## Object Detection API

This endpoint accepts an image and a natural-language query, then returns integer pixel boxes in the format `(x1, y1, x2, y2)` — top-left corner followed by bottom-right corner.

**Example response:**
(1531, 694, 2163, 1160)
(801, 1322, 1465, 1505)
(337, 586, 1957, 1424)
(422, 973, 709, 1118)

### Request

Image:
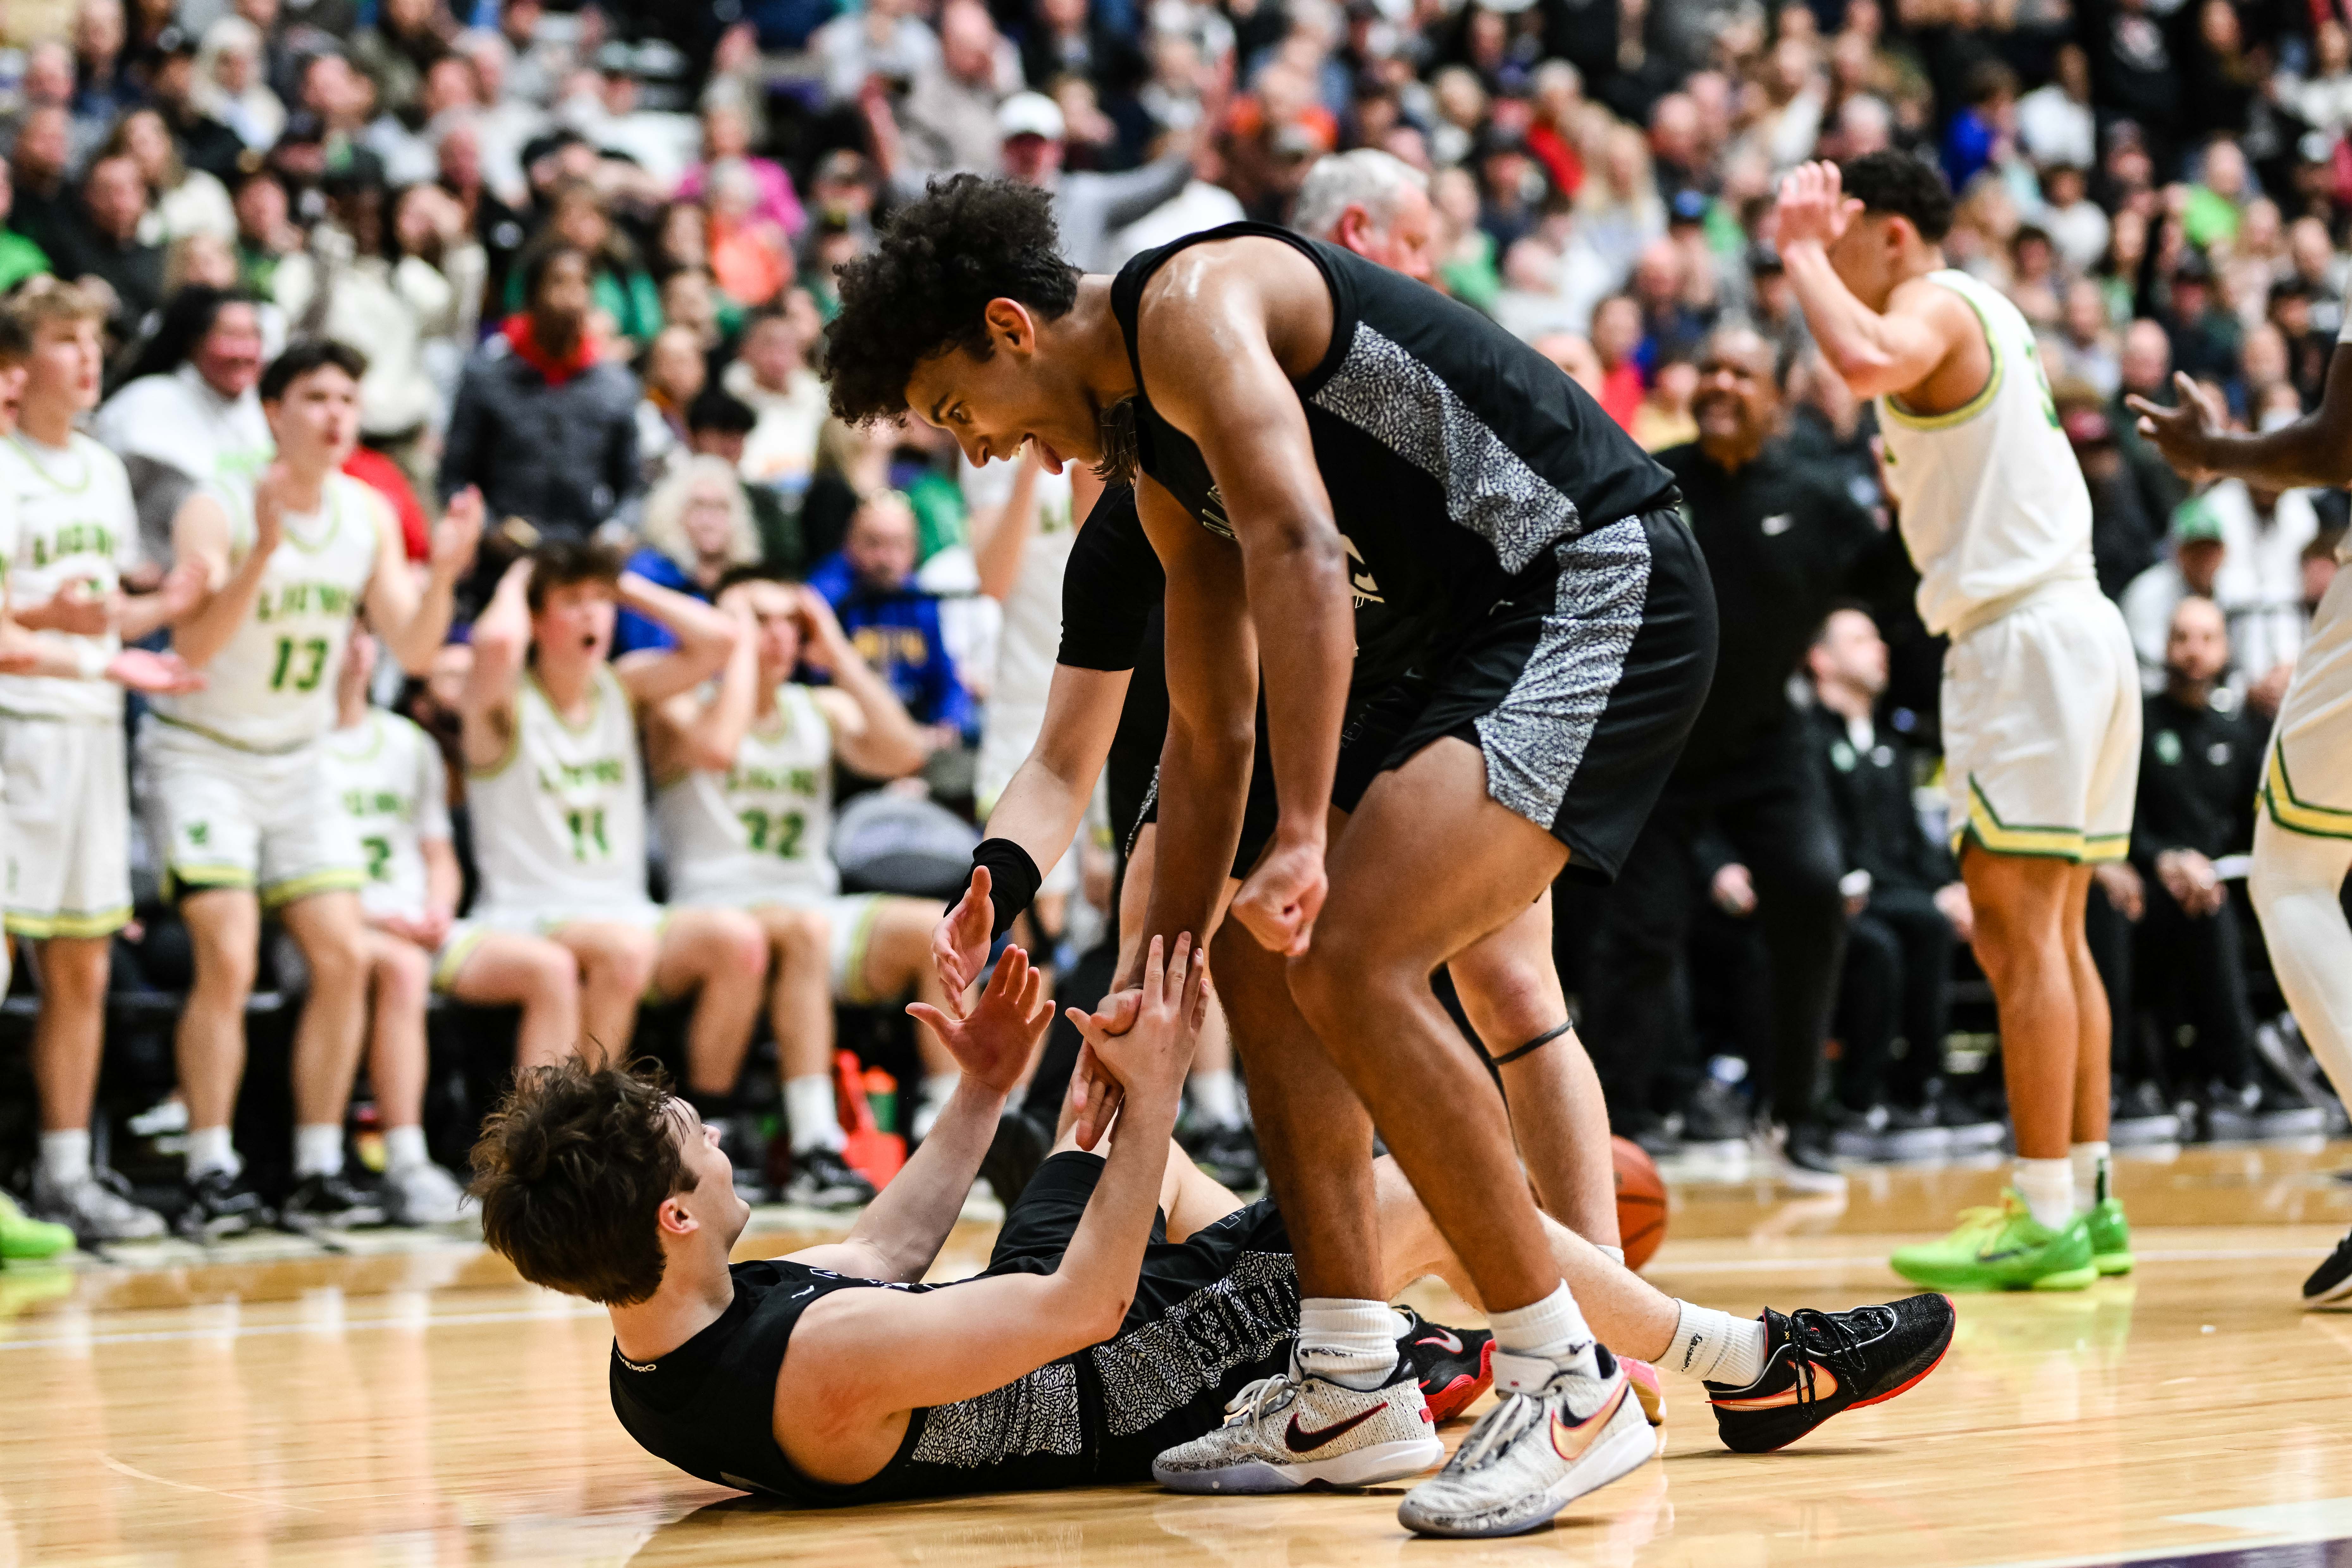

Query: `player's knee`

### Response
(766, 906, 827, 961)
(521, 945, 579, 1006)
(1285, 927, 1383, 1039)
(379, 941, 431, 1007)
(190, 923, 260, 995)
(583, 929, 658, 994)
(712, 913, 770, 980)
(305, 924, 371, 989)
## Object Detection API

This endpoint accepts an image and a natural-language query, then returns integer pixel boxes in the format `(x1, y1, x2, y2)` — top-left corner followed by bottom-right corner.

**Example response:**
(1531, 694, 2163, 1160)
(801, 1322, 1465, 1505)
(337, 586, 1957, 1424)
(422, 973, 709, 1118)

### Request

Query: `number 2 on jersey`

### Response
(738, 808, 806, 860)
(269, 636, 331, 692)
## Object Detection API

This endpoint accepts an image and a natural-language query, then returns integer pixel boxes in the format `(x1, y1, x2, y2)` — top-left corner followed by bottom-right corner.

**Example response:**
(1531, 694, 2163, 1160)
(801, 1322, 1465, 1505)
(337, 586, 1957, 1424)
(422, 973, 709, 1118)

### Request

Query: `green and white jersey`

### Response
(321, 709, 449, 922)
(0, 430, 140, 722)
(656, 681, 839, 903)
(469, 664, 650, 910)
(1874, 268, 2096, 637)
(151, 471, 383, 753)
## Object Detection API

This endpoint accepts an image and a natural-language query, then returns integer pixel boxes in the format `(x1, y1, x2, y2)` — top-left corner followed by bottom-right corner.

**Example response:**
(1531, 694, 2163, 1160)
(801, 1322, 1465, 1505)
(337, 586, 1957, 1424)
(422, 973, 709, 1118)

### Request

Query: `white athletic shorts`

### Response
(0, 718, 130, 938)
(433, 900, 668, 993)
(137, 721, 365, 907)
(672, 883, 890, 1001)
(2260, 550, 2352, 842)
(1943, 579, 2141, 864)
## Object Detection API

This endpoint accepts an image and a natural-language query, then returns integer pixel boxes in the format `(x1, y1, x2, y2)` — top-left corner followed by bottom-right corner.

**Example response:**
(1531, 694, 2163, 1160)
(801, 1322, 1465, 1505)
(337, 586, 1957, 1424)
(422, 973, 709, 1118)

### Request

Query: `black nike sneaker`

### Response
(2304, 1226, 2352, 1307)
(978, 1107, 1052, 1207)
(780, 1146, 879, 1210)
(1396, 1306, 1493, 1422)
(1182, 1121, 1263, 1192)
(177, 1167, 273, 1240)
(279, 1171, 387, 1233)
(1705, 1294, 1955, 1453)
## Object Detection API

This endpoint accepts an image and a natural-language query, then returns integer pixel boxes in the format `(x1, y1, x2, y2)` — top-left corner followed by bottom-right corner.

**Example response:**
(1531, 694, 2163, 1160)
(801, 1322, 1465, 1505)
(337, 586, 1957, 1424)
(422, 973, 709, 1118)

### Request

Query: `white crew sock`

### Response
(2070, 1140, 2111, 1213)
(1188, 1069, 1243, 1129)
(1296, 1297, 1400, 1390)
(1596, 1245, 1625, 1266)
(784, 1073, 845, 1153)
(2014, 1157, 2075, 1230)
(40, 1128, 91, 1187)
(911, 1073, 960, 1141)
(294, 1123, 345, 1180)
(2250, 817, 2352, 1102)
(384, 1125, 429, 1172)
(1666, 1299, 1770, 1386)
(185, 1125, 240, 1179)
(1487, 1281, 1598, 1389)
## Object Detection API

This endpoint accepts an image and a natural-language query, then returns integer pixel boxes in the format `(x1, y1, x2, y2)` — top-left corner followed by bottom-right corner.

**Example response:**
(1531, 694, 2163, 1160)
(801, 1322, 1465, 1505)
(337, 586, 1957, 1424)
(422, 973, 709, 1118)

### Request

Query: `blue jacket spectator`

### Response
(811, 489, 977, 737)
(613, 456, 763, 656)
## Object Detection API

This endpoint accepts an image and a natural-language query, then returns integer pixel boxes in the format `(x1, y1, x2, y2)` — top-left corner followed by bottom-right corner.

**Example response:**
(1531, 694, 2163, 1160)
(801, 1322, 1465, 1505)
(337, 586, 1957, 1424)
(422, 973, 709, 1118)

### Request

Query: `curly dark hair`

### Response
(469, 1059, 698, 1306)
(1838, 151, 1955, 243)
(824, 174, 1081, 423)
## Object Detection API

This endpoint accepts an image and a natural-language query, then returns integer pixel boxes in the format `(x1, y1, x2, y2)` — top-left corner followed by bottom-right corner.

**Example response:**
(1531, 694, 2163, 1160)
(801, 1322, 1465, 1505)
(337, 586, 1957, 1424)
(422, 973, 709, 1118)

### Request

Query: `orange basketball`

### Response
(1612, 1136, 1669, 1271)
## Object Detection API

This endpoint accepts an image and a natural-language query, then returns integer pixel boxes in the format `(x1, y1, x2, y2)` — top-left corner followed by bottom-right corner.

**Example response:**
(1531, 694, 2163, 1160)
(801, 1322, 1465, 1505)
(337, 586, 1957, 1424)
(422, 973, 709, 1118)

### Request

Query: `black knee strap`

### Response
(1492, 1020, 1574, 1068)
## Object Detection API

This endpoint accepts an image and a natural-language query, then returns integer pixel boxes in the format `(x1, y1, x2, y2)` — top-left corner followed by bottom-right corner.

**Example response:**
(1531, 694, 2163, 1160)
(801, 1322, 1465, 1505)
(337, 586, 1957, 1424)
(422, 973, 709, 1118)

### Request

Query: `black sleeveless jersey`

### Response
(608, 1176, 1298, 1506)
(1107, 222, 1678, 687)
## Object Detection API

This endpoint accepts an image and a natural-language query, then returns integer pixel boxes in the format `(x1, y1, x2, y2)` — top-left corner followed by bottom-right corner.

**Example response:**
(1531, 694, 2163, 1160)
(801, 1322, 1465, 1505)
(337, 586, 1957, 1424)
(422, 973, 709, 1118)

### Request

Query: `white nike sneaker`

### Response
(1152, 1357, 1444, 1494)
(382, 1159, 469, 1227)
(1396, 1345, 1654, 1538)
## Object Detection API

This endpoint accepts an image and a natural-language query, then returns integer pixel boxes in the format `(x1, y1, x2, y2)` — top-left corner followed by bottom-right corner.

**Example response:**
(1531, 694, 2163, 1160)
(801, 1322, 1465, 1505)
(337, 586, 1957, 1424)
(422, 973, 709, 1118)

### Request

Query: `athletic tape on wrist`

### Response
(1491, 1019, 1574, 1068)
(962, 837, 1043, 940)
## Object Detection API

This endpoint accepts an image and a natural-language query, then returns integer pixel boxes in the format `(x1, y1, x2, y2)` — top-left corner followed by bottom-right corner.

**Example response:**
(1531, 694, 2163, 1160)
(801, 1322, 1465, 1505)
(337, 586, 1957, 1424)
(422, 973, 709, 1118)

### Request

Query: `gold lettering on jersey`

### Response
(536, 758, 626, 792)
(28, 522, 116, 567)
(256, 582, 358, 621)
(1343, 534, 1384, 606)
(1199, 484, 1236, 540)
(850, 626, 933, 667)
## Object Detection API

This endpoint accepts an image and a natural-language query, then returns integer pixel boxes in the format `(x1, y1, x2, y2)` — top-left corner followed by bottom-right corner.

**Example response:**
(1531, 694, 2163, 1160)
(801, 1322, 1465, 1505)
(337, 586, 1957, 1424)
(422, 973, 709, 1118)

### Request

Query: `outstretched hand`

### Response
(1768, 160, 1861, 253)
(106, 649, 205, 694)
(2125, 372, 2226, 485)
(906, 943, 1053, 1098)
(1067, 935, 1207, 1139)
(932, 864, 994, 1014)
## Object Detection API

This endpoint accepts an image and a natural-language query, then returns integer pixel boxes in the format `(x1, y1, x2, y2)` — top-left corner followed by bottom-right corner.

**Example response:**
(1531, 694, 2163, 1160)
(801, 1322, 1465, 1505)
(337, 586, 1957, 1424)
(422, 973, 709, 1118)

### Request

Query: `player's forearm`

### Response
(842, 1075, 1008, 1281)
(682, 630, 758, 771)
(2180, 415, 2352, 490)
(114, 588, 179, 641)
(1123, 721, 1251, 988)
(1048, 1080, 1182, 1337)
(833, 653, 931, 776)
(15, 594, 96, 633)
(172, 554, 274, 668)
(985, 756, 1096, 881)
(422, 839, 461, 919)
(620, 573, 736, 677)
(382, 567, 463, 675)
(1241, 529, 1349, 851)
(1781, 243, 1911, 396)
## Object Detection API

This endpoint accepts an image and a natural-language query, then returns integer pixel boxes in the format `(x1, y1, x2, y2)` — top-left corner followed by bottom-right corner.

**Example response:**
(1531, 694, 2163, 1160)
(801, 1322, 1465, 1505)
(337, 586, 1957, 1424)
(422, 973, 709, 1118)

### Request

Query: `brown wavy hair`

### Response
(470, 1060, 697, 1306)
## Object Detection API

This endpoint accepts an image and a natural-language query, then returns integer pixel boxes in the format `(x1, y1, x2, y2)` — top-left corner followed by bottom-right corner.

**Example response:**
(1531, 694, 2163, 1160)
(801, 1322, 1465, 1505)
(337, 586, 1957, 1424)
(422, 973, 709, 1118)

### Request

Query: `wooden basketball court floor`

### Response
(9, 1143, 2352, 1568)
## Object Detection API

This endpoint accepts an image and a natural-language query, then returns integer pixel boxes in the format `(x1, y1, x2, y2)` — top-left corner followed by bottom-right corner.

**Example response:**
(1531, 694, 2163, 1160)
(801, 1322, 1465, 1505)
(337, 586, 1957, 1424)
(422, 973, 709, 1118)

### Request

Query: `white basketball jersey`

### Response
(469, 664, 650, 910)
(322, 709, 450, 922)
(0, 430, 140, 721)
(656, 682, 838, 902)
(1875, 269, 2096, 637)
(152, 472, 382, 753)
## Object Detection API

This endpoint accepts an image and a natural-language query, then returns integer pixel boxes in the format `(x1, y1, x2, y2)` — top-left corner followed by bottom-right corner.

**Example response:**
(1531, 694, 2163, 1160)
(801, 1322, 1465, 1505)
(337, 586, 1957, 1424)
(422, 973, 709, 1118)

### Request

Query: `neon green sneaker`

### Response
(2085, 1197, 2132, 1276)
(1889, 1192, 2097, 1291)
(0, 1191, 75, 1262)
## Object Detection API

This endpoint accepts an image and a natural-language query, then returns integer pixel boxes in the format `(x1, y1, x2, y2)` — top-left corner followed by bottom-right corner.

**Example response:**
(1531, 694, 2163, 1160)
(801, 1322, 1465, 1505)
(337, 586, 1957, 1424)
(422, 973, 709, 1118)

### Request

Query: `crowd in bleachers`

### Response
(1, 0, 2349, 1254)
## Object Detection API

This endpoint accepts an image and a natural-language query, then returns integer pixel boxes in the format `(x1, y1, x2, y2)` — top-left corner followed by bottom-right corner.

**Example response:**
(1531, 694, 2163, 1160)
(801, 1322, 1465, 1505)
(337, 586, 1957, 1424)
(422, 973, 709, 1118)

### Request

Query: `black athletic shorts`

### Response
(1331, 507, 1716, 885)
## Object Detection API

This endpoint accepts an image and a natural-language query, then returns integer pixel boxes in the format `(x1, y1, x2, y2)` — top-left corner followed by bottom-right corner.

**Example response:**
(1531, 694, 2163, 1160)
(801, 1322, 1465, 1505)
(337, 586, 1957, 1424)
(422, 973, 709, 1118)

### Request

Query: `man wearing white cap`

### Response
(996, 89, 1204, 271)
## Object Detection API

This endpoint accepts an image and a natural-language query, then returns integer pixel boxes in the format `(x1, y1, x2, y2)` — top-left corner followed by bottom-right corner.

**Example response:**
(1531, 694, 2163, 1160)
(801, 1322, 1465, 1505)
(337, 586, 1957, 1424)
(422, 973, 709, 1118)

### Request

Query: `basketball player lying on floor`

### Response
(472, 938, 1955, 1507)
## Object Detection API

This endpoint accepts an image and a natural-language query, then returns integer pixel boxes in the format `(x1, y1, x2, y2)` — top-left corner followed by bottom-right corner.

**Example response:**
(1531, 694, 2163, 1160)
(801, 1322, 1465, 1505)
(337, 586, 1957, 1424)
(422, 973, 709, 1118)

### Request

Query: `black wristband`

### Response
(963, 837, 1044, 940)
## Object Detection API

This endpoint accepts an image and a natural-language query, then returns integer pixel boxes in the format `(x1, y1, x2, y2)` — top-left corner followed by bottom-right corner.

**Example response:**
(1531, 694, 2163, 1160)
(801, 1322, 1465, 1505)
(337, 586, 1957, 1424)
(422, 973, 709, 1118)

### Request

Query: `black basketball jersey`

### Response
(1108, 222, 1679, 686)
(608, 1189, 1298, 1506)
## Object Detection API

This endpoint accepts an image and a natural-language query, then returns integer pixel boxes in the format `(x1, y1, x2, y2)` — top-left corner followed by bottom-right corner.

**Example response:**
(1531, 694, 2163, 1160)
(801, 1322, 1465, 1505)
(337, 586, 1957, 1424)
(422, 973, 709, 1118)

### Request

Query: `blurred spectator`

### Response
(2126, 596, 2282, 1132)
(145, 24, 247, 185)
(1588, 292, 1644, 429)
(2113, 317, 2190, 526)
(2057, 279, 2119, 398)
(814, 0, 943, 110)
(11, 105, 80, 263)
(723, 300, 827, 505)
(2064, 402, 2161, 601)
(2206, 475, 2321, 715)
(505, 179, 660, 352)
(2124, 498, 2228, 692)
(349, 0, 454, 123)
(230, 164, 302, 297)
(986, 89, 1197, 272)
(110, 108, 236, 247)
(52, 151, 165, 337)
(2018, 44, 2096, 166)
(1807, 606, 1983, 1153)
(440, 241, 641, 541)
(71, 0, 140, 138)
(1572, 122, 1662, 284)
(685, 384, 805, 572)
(635, 322, 706, 485)
(2038, 164, 2107, 276)
(0, 161, 53, 292)
(873, 0, 1018, 184)
(194, 15, 286, 151)
(614, 455, 763, 656)
(92, 284, 269, 557)
(810, 489, 978, 740)
(676, 96, 805, 241)
(705, 158, 794, 309)
(435, 117, 529, 303)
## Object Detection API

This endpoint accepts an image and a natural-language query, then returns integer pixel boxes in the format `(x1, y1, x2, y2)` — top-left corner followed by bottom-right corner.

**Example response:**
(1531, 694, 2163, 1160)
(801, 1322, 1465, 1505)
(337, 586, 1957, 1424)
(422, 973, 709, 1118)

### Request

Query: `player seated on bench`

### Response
(470, 937, 1956, 1506)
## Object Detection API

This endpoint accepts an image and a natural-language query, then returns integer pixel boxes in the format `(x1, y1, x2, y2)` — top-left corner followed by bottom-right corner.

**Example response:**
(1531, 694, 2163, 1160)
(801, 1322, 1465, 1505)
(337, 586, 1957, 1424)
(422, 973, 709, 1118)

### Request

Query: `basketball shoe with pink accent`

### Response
(1395, 1344, 1653, 1538)
(1151, 1356, 1444, 1493)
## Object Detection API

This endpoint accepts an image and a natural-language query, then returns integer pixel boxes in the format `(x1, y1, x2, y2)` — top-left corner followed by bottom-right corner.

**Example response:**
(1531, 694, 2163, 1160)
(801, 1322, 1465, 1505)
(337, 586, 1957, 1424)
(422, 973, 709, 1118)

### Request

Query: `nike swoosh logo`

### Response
(1415, 1328, 1465, 1356)
(1709, 1360, 1840, 1411)
(1550, 1380, 1631, 1461)
(1285, 1406, 1385, 1453)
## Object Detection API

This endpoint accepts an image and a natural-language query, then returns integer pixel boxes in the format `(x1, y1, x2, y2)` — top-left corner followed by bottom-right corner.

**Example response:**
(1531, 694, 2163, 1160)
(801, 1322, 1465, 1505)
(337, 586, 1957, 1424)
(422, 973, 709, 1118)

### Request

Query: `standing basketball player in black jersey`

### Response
(826, 176, 1952, 1536)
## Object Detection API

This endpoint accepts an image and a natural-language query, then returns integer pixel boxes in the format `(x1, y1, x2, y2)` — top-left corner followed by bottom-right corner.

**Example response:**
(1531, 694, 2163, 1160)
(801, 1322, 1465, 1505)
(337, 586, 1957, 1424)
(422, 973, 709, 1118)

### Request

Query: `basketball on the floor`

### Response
(1613, 1136, 1669, 1270)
